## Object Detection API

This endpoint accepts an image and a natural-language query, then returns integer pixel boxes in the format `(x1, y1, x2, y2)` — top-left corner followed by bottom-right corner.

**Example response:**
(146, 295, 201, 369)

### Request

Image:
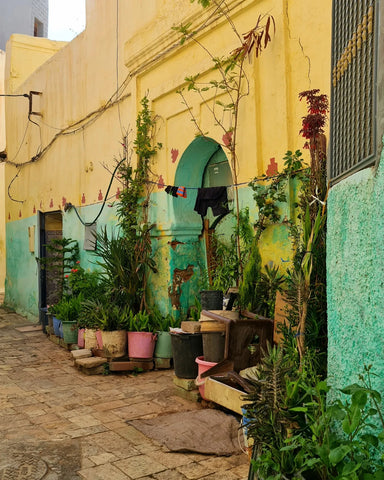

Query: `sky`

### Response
(48, 0, 86, 41)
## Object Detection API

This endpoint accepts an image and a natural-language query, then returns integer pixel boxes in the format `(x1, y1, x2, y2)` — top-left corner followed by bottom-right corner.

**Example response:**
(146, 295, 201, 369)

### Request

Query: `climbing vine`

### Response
(110, 96, 161, 311)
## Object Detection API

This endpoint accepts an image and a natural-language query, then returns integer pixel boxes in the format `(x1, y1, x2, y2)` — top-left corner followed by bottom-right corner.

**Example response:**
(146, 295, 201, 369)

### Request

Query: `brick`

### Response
(109, 360, 154, 372)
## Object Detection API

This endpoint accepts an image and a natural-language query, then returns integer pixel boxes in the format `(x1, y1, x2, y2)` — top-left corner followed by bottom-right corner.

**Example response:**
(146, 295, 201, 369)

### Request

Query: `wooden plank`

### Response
(203, 377, 245, 415)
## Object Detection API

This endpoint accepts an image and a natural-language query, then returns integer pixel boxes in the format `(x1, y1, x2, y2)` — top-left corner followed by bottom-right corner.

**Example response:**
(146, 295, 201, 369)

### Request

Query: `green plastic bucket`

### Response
(154, 331, 172, 358)
(61, 321, 78, 344)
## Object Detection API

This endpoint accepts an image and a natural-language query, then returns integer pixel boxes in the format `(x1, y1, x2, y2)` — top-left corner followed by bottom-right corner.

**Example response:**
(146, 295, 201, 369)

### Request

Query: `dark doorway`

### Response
(38, 211, 63, 312)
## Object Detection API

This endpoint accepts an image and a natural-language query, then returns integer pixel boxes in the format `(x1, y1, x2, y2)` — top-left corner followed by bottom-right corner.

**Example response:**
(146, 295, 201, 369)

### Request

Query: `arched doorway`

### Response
(173, 136, 234, 291)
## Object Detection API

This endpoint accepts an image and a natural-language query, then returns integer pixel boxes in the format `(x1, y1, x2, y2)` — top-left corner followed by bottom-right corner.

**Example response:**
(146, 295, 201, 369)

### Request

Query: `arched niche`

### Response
(172, 136, 232, 236)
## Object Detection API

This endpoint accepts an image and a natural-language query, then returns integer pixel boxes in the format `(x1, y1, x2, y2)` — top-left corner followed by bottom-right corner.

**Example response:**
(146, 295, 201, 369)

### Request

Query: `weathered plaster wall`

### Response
(3, 0, 332, 317)
(327, 150, 384, 395)
(0, 50, 5, 295)
(5, 216, 40, 319)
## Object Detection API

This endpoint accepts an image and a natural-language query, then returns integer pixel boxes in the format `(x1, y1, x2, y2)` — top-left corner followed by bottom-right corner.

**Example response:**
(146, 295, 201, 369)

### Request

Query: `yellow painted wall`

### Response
(4, 0, 331, 224)
(3, 0, 332, 315)
(0, 50, 5, 294)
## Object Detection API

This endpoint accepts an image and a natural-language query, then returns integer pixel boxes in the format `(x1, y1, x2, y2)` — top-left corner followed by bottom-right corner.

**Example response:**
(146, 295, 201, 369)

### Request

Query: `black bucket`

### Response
(202, 332, 226, 363)
(171, 333, 203, 379)
(200, 290, 223, 310)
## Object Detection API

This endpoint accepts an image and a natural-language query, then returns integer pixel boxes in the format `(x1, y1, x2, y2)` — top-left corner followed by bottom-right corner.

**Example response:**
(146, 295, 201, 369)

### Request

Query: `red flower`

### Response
(65, 274, 69, 278)
(76, 261, 80, 264)
(71, 268, 78, 273)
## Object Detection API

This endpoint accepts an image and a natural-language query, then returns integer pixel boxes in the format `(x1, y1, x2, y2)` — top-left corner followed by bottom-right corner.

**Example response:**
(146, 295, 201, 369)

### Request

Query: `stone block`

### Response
(71, 349, 92, 360)
(154, 357, 172, 369)
(75, 356, 108, 375)
(173, 375, 198, 391)
(76, 357, 107, 368)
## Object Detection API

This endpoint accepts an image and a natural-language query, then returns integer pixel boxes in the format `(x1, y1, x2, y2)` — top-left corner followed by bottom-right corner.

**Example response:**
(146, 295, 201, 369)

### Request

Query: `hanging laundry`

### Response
(165, 185, 178, 197)
(194, 186, 229, 216)
(176, 186, 187, 198)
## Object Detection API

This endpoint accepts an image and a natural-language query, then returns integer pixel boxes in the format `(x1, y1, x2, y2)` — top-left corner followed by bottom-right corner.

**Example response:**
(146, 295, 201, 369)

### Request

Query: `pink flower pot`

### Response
(127, 331, 157, 359)
(78, 328, 85, 348)
(195, 356, 217, 400)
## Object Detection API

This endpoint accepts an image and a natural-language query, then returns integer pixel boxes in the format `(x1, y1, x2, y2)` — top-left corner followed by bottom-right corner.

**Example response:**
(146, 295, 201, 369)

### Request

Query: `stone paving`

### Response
(0, 307, 249, 479)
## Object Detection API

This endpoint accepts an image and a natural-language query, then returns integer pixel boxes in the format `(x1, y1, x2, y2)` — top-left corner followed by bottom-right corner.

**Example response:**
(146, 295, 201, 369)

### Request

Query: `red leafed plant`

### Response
(299, 89, 329, 214)
(299, 89, 329, 144)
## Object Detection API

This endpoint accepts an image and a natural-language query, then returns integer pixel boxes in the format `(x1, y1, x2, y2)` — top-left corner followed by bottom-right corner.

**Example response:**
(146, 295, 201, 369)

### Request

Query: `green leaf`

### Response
(360, 433, 379, 447)
(289, 407, 308, 412)
(342, 405, 361, 434)
(329, 445, 351, 465)
(351, 390, 368, 408)
(367, 408, 378, 416)
(342, 461, 361, 475)
(340, 383, 362, 395)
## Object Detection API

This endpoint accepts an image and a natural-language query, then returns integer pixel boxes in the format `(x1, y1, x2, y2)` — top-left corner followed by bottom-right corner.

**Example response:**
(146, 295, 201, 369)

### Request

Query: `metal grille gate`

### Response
(330, 0, 377, 183)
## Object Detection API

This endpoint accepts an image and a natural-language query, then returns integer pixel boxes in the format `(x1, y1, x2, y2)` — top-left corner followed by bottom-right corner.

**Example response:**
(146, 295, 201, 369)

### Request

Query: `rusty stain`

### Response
(168, 240, 185, 250)
(168, 264, 194, 309)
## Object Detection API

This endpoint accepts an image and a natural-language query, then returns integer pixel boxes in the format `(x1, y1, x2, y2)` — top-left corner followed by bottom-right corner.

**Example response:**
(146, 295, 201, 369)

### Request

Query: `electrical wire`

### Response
(7, 167, 24, 204)
(67, 156, 127, 226)
(0, 93, 29, 98)
(5, 120, 30, 166)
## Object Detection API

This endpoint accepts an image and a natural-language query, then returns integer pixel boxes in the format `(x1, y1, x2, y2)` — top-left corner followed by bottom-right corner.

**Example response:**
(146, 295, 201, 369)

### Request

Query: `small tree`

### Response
(174, 1, 275, 280)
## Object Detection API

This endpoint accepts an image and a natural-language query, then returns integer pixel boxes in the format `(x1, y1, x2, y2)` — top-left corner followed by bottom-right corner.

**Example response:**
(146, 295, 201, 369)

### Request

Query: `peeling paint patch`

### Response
(266, 157, 278, 176)
(171, 148, 179, 163)
(168, 240, 185, 250)
(168, 264, 194, 309)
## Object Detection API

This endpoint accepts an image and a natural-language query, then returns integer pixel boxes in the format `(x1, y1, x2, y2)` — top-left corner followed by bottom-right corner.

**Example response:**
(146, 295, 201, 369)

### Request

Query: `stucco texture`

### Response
(327, 153, 384, 395)
(2, 0, 332, 319)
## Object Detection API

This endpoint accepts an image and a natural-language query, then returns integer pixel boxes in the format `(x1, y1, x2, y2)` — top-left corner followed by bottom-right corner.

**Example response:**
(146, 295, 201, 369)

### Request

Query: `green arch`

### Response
(173, 136, 228, 234)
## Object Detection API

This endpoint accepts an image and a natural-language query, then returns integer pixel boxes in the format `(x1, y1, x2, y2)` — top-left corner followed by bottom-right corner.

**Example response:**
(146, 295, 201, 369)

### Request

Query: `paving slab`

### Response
(0, 308, 250, 479)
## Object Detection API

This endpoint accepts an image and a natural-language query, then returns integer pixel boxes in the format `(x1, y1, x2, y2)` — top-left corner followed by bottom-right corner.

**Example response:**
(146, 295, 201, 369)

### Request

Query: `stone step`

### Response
(71, 349, 93, 360)
(75, 357, 108, 375)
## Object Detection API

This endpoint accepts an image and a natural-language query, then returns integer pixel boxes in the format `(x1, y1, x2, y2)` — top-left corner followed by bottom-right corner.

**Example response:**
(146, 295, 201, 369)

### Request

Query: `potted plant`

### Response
(53, 294, 83, 344)
(81, 297, 128, 358)
(126, 310, 157, 360)
(64, 263, 104, 348)
(152, 312, 181, 359)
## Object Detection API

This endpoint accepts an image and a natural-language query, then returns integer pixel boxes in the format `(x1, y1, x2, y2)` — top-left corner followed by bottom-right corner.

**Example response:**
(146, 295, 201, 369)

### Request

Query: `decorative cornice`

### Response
(124, 0, 251, 77)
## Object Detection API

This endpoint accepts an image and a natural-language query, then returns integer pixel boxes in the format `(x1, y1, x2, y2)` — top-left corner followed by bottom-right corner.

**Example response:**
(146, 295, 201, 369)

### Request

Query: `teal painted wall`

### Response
(327, 151, 384, 396)
(5, 140, 297, 321)
(5, 203, 119, 320)
(5, 216, 40, 320)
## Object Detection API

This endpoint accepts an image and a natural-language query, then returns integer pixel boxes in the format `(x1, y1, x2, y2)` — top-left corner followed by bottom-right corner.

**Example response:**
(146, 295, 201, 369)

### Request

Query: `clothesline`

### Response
(146, 167, 309, 190)
(148, 180, 249, 190)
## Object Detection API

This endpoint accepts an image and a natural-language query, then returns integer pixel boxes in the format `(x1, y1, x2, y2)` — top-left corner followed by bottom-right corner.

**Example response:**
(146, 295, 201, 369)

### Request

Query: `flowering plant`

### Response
(64, 262, 103, 300)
